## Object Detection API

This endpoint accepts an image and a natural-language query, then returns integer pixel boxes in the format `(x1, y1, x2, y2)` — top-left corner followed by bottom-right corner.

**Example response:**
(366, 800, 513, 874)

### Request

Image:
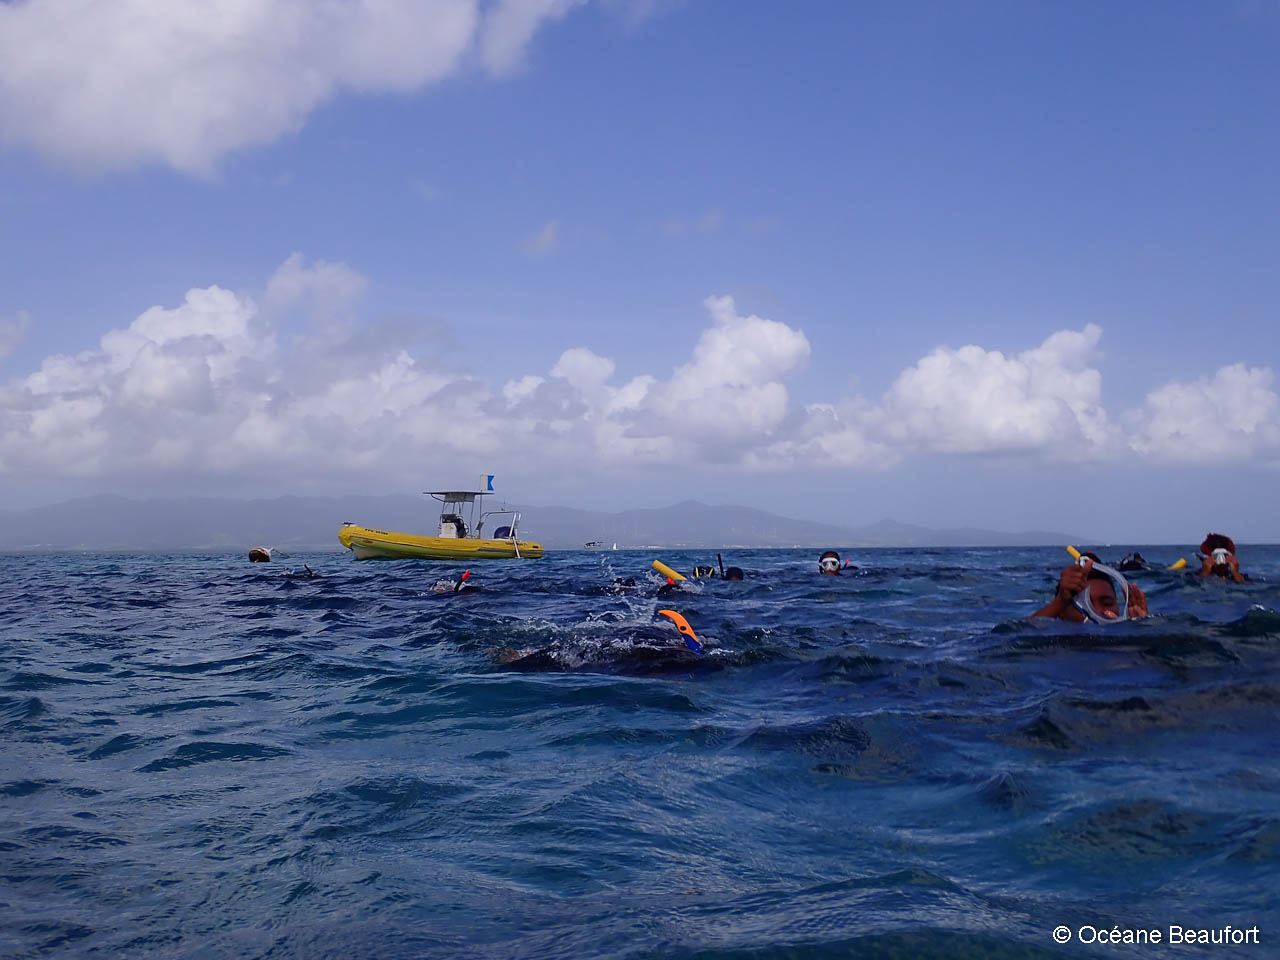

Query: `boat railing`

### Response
(479, 508, 522, 541)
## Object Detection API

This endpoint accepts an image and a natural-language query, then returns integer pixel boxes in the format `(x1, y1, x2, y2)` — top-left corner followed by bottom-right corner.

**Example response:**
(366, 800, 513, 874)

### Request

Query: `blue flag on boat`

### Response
(485, 475, 495, 492)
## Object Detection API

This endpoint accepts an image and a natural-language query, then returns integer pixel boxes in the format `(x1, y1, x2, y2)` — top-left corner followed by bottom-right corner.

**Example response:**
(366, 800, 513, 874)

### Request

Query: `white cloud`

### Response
(0, 310, 31, 362)
(501, 374, 545, 404)
(737, 325, 1113, 470)
(550, 347, 616, 408)
(0, 277, 814, 488)
(643, 295, 809, 444)
(1127, 364, 1280, 463)
(876, 324, 1111, 456)
(263, 251, 367, 316)
(521, 219, 560, 257)
(480, 0, 588, 74)
(0, 283, 273, 479)
(0, 0, 591, 176)
(746, 398, 894, 471)
(2, 264, 1275, 493)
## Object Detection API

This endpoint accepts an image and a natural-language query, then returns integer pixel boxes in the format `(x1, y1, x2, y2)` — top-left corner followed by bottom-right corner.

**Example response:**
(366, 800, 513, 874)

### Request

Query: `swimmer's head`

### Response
(818, 551, 841, 575)
(1073, 560, 1131, 622)
(1200, 533, 1236, 556)
(724, 566, 744, 581)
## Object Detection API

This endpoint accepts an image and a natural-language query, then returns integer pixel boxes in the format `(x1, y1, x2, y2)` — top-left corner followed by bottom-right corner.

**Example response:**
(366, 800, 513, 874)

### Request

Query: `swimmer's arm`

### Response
(1031, 565, 1087, 621)
(1227, 555, 1245, 582)
(1031, 595, 1087, 622)
(1031, 598, 1071, 619)
(1197, 556, 1214, 578)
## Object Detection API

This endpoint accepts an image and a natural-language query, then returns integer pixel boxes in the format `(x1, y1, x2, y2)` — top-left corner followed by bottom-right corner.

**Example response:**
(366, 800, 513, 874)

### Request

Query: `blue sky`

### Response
(0, 0, 1277, 541)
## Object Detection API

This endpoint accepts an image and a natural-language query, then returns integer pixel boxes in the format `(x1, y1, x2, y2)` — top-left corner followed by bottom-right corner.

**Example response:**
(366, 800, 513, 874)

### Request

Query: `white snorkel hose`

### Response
(1066, 545, 1132, 623)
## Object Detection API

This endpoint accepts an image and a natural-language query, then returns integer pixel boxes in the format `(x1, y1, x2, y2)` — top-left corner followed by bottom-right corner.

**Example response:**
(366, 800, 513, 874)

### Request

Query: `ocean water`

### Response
(1, 546, 1278, 959)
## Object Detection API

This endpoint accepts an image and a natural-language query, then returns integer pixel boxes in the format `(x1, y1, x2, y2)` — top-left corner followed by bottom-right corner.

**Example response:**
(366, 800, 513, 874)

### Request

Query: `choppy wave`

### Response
(1, 546, 1277, 958)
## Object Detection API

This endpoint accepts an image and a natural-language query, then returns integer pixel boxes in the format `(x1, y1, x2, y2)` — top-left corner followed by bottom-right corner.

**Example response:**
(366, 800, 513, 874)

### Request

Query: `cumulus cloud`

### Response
(0, 270, 809, 489)
(0, 284, 272, 478)
(643, 295, 810, 447)
(0, 0, 592, 176)
(745, 398, 894, 472)
(1127, 364, 1280, 463)
(877, 324, 1111, 456)
(744, 325, 1113, 470)
(1, 264, 1274, 491)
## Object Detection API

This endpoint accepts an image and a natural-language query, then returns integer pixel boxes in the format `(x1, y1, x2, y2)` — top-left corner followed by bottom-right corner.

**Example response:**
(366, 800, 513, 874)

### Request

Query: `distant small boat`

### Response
(584, 540, 604, 549)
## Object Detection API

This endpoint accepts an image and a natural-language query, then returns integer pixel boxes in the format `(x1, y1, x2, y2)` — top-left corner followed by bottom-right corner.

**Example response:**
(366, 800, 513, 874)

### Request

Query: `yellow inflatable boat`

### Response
(338, 486, 543, 561)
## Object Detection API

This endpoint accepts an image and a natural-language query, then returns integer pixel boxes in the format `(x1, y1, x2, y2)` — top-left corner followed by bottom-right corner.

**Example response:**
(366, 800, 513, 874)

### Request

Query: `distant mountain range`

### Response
(0, 494, 1089, 551)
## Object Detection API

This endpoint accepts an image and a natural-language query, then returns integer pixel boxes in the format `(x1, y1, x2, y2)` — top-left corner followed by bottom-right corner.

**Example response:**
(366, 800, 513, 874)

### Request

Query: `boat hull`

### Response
(338, 524, 543, 560)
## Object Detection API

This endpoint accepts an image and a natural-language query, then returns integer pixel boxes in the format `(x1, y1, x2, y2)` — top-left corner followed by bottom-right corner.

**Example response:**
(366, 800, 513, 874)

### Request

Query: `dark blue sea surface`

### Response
(2, 546, 1278, 959)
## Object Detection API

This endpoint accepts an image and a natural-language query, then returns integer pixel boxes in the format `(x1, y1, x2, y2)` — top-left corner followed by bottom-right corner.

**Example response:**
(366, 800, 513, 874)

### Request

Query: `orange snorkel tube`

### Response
(657, 609, 703, 653)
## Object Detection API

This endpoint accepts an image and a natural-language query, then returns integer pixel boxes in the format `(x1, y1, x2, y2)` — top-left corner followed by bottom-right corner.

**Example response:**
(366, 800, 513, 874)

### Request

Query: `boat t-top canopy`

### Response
(425, 490, 492, 503)
(420, 487, 523, 544)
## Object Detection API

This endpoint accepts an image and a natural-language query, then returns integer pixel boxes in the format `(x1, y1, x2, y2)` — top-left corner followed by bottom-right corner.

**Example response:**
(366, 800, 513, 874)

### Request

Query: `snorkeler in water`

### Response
(1198, 533, 1246, 582)
(818, 550, 845, 575)
(1116, 552, 1147, 572)
(1032, 553, 1149, 622)
(430, 571, 479, 594)
(689, 555, 740, 579)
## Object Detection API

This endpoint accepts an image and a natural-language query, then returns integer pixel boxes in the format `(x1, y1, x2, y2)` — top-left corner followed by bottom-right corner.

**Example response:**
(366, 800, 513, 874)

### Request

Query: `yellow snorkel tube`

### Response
(651, 560, 686, 582)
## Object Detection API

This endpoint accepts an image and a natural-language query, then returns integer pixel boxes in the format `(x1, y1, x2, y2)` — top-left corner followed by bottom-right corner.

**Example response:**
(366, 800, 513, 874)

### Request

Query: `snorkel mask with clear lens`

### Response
(1211, 548, 1230, 567)
(1072, 560, 1131, 623)
(818, 555, 841, 574)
